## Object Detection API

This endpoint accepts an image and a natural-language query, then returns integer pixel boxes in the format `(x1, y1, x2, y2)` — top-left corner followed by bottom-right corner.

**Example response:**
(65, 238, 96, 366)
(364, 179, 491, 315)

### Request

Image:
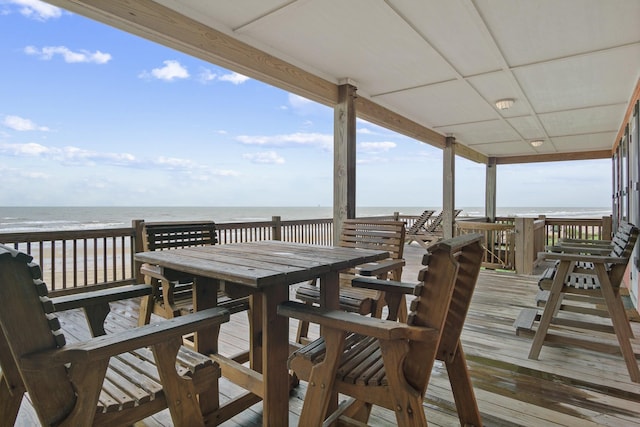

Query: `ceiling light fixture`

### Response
(530, 139, 544, 147)
(495, 98, 514, 110)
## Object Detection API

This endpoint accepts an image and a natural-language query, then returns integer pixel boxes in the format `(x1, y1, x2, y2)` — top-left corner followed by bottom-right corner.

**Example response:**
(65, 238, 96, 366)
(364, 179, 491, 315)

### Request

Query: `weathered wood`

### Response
(528, 222, 640, 382)
(295, 219, 406, 343)
(0, 243, 230, 426)
(283, 234, 485, 426)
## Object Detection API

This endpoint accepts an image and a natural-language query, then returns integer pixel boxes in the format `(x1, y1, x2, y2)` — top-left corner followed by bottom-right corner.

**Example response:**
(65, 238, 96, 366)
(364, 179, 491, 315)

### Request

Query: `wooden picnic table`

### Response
(135, 240, 389, 426)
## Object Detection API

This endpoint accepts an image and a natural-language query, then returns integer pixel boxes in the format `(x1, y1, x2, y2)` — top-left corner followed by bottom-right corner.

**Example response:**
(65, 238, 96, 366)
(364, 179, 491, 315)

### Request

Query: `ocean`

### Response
(0, 206, 613, 233)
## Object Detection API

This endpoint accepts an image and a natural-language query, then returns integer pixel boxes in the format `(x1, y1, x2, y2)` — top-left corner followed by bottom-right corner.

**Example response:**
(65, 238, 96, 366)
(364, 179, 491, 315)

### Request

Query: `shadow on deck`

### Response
(14, 244, 640, 426)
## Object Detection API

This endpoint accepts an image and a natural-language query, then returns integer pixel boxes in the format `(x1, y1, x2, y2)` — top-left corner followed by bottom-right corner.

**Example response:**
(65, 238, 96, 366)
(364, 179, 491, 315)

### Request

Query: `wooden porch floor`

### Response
(14, 244, 640, 426)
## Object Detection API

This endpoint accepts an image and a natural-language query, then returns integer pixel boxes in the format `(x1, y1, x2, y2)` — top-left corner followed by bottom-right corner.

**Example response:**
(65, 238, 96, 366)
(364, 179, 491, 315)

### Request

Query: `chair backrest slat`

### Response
(142, 221, 217, 251)
(341, 219, 405, 260)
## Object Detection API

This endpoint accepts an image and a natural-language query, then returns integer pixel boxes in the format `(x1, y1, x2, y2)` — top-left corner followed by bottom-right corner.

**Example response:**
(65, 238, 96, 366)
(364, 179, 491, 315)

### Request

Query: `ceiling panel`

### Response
(389, 0, 502, 76)
(233, 0, 459, 96)
(377, 79, 498, 128)
(539, 104, 626, 138)
(467, 71, 530, 118)
(514, 44, 640, 113)
(470, 140, 538, 157)
(551, 133, 619, 152)
(506, 116, 546, 141)
(435, 119, 521, 146)
(154, 0, 291, 34)
(475, 0, 640, 67)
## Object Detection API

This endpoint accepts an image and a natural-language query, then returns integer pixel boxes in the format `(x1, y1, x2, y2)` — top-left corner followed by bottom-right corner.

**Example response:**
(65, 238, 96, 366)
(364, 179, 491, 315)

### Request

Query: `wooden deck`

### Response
(14, 244, 640, 426)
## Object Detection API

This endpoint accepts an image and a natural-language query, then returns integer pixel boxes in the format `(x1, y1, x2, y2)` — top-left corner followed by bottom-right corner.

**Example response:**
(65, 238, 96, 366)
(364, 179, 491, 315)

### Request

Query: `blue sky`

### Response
(0, 0, 612, 208)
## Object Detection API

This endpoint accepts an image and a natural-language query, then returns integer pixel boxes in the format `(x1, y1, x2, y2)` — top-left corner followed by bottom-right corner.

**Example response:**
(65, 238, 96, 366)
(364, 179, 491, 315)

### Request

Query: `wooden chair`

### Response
(0, 244, 230, 427)
(404, 209, 435, 238)
(524, 222, 640, 383)
(279, 234, 485, 426)
(406, 209, 462, 249)
(137, 220, 250, 326)
(294, 219, 406, 344)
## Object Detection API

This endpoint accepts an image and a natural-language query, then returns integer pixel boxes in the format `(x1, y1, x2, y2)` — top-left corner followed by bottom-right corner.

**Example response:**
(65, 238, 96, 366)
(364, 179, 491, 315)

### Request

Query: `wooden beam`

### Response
(495, 150, 611, 165)
(45, 0, 338, 106)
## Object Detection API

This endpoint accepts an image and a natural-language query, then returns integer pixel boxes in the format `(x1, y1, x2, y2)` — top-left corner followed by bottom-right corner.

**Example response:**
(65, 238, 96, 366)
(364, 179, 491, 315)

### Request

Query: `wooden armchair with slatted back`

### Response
(0, 244, 230, 427)
(294, 219, 406, 344)
(137, 220, 250, 326)
(279, 234, 485, 426)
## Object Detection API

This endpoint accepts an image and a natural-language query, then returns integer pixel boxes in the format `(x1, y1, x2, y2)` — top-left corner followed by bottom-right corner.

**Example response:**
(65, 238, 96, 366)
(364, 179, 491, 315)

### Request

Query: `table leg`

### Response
(262, 284, 290, 426)
(192, 277, 220, 355)
(250, 292, 264, 373)
(191, 276, 221, 418)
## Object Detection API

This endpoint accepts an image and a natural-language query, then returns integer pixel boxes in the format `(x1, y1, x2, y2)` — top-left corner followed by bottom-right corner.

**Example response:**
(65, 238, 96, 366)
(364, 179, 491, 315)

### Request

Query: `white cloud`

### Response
(24, 45, 111, 64)
(236, 132, 332, 150)
(8, 0, 61, 20)
(219, 72, 249, 85)
(140, 60, 189, 81)
(1, 142, 49, 155)
(2, 115, 49, 131)
(359, 141, 396, 153)
(197, 68, 217, 83)
(154, 156, 199, 170)
(243, 151, 285, 164)
(0, 142, 137, 166)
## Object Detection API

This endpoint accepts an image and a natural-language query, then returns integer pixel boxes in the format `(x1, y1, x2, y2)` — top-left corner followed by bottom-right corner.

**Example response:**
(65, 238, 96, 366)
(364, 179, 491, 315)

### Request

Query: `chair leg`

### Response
(595, 265, 640, 383)
(0, 376, 23, 427)
(378, 340, 427, 426)
(152, 337, 207, 427)
(446, 343, 482, 427)
(298, 329, 347, 427)
(529, 261, 571, 359)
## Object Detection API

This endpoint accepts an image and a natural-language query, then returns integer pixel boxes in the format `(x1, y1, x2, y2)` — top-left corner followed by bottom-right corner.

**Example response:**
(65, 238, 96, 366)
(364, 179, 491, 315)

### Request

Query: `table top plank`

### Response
(135, 241, 389, 289)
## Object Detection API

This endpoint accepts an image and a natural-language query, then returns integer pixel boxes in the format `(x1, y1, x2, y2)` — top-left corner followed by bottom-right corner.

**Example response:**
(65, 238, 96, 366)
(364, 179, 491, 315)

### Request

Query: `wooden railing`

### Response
(456, 218, 515, 270)
(0, 214, 613, 294)
(0, 228, 137, 296)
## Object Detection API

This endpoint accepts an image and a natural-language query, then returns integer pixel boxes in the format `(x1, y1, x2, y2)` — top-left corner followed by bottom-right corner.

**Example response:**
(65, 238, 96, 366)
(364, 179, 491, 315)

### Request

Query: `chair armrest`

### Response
(538, 252, 626, 264)
(356, 259, 405, 277)
(544, 245, 611, 255)
(20, 307, 230, 370)
(351, 277, 420, 295)
(558, 238, 612, 246)
(140, 263, 191, 282)
(278, 301, 437, 342)
(52, 284, 152, 312)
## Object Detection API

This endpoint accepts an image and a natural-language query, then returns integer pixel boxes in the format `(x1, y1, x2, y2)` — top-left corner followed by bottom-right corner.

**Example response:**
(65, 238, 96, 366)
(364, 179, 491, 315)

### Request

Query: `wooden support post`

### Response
(333, 82, 357, 243)
(485, 158, 497, 222)
(443, 136, 456, 239)
(132, 219, 145, 284)
(515, 217, 535, 275)
(271, 216, 282, 241)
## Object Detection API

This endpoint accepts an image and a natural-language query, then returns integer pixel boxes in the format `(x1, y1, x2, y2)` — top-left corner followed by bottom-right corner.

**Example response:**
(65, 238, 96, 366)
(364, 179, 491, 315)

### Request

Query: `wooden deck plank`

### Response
(14, 244, 640, 426)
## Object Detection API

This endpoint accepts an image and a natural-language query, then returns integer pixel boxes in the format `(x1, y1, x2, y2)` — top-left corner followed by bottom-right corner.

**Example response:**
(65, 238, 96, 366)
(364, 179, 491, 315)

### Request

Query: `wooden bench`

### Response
(0, 243, 230, 426)
(521, 222, 640, 383)
(137, 220, 250, 326)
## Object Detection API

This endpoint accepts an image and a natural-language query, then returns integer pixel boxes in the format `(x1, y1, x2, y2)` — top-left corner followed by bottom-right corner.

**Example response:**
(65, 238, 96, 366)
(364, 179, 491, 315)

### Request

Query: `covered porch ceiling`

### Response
(46, 0, 640, 165)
